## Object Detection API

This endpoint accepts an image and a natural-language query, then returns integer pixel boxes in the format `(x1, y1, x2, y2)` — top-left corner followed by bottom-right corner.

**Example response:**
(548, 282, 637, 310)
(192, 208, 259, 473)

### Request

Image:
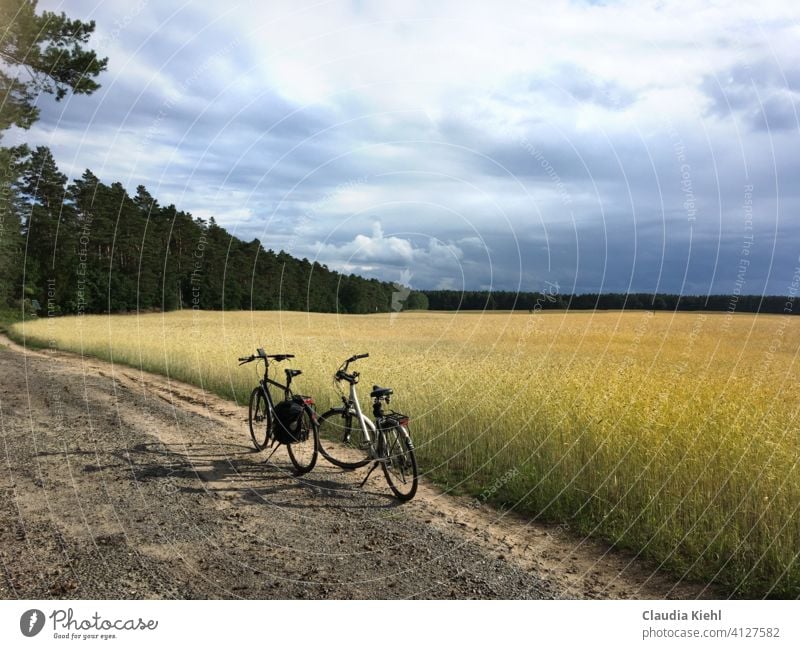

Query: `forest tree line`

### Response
(1, 147, 794, 319)
(1, 146, 427, 315)
(1, 145, 794, 318)
(422, 290, 798, 315)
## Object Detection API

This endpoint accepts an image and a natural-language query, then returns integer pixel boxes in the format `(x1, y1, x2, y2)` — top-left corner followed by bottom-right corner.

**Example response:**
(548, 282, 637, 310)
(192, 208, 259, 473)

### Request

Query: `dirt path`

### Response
(0, 334, 715, 599)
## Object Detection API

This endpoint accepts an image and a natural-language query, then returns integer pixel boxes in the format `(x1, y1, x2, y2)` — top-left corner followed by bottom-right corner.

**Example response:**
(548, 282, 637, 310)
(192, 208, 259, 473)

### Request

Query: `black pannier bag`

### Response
(273, 396, 307, 444)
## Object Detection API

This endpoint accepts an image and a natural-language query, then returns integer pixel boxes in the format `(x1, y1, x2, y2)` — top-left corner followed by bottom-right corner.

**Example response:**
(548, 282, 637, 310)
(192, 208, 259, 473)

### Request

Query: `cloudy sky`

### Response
(17, 0, 800, 294)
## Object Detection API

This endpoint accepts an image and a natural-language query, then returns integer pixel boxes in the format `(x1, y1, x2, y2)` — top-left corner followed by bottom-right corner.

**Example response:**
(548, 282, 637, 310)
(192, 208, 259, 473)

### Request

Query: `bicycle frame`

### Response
(346, 380, 377, 455)
(248, 361, 298, 454)
(258, 360, 293, 403)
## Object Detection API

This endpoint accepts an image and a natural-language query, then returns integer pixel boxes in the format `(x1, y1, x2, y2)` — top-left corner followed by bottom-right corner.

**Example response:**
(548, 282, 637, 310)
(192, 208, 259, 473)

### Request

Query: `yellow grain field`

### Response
(11, 309, 800, 596)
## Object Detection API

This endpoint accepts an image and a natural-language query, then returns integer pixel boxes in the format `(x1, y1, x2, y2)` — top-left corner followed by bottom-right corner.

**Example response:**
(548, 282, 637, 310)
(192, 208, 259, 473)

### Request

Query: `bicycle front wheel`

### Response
(248, 387, 271, 450)
(380, 424, 418, 501)
(287, 407, 319, 474)
(317, 408, 372, 469)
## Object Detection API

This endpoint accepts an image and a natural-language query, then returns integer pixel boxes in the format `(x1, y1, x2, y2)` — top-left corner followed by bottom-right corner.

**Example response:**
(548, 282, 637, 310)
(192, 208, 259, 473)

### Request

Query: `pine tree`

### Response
(0, 0, 107, 131)
(0, 146, 26, 308)
(17, 146, 73, 311)
(0, 1, 107, 309)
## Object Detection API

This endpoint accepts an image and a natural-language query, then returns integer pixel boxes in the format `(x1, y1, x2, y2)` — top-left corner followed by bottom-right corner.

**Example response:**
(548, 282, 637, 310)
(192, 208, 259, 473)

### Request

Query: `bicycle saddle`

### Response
(370, 385, 393, 398)
(285, 368, 303, 378)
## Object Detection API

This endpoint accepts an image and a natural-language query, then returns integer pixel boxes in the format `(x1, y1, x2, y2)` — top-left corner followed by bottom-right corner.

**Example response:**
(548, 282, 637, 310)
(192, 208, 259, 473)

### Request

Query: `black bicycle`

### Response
(238, 348, 319, 474)
(317, 354, 418, 501)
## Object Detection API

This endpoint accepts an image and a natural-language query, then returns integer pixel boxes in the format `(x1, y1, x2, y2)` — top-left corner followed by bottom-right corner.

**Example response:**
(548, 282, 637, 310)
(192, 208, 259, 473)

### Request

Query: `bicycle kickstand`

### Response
(359, 460, 381, 488)
(262, 445, 280, 464)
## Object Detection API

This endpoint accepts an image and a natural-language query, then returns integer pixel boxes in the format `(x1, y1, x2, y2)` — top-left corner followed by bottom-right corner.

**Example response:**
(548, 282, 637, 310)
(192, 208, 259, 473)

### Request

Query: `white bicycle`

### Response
(317, 353, 418, 502)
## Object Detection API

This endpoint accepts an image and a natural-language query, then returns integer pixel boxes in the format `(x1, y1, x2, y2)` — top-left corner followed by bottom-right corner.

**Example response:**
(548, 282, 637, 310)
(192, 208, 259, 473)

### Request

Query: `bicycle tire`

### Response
(287, 407, 319, 474)
(317, 408, 372, 469)
(380, 423, 418, 501)
(248, 387, 272, 450)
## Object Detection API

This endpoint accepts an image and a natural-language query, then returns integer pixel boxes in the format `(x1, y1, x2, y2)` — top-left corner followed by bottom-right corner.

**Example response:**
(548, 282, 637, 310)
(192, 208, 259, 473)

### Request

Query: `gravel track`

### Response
(0, 335, 715, 599)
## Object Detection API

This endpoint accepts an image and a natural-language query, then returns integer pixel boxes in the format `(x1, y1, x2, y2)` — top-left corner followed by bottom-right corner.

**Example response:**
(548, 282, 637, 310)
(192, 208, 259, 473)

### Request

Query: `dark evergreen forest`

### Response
(1, 147, 791, 318)
(1, 147, 793, 318)
(422, 290, 797, 314)
(2, 146, 422, 315)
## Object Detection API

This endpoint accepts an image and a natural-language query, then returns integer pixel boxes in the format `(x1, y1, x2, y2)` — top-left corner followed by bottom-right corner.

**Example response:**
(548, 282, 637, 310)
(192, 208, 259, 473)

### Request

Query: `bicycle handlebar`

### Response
(238, 352, 295, 365)
(335, 352, 369, 383)
(335, 369, 359, 381)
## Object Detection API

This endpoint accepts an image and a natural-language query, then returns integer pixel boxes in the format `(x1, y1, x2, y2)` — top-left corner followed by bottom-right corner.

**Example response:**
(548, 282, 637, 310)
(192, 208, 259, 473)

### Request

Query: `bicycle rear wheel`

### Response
(287, 407, 319, 474)
(380, 424, 418, 501)
(317, 408, 371, 469)
(248, 387, 272, 450)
